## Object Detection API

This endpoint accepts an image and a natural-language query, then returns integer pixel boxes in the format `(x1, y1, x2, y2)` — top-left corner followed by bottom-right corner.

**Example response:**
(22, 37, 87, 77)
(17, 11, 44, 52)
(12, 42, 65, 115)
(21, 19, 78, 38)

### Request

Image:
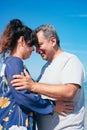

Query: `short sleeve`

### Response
(61, 56, 85, 86)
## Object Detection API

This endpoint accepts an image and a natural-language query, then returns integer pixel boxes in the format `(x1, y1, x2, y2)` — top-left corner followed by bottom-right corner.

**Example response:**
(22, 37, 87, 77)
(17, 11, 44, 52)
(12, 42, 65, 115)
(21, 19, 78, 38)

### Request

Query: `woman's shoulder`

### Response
(4, 56, 23, 64)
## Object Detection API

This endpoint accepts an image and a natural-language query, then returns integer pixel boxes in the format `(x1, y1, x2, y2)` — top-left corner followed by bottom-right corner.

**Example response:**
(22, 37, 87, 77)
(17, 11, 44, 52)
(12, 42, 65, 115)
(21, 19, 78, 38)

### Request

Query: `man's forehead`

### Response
(37, 30, 44, 39)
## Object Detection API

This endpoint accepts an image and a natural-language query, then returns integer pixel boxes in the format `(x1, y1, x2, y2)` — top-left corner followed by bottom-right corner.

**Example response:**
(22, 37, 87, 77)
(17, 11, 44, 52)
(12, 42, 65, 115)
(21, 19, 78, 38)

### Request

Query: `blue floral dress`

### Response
(0, 56, 55, 130)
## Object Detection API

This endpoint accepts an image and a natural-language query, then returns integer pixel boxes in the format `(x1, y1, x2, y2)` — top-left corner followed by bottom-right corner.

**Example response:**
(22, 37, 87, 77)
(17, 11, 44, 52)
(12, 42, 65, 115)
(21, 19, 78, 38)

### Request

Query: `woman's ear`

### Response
(18, 36, 25, 46)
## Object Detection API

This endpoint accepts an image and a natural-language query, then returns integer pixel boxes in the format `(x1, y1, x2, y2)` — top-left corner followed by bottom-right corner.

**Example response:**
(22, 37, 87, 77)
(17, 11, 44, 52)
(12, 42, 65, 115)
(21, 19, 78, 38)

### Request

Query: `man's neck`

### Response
(53, 48, 63, 60)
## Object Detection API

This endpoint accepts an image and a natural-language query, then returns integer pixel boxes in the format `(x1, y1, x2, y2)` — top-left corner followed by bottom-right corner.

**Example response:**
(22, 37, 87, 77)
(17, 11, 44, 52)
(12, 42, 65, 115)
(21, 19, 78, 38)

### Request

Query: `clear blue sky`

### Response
(0, 0, 87, 81)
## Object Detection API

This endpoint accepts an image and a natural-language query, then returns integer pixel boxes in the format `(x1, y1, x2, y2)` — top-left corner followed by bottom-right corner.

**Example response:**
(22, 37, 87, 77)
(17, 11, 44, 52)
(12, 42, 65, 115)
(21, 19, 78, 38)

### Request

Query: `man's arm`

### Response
(31, 82, 79, 99)
(11, 70, 79, 100)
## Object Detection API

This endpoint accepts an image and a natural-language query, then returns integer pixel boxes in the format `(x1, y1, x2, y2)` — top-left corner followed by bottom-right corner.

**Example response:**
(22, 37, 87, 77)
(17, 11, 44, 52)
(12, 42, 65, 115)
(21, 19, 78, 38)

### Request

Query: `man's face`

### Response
(36, 30, 54, 61)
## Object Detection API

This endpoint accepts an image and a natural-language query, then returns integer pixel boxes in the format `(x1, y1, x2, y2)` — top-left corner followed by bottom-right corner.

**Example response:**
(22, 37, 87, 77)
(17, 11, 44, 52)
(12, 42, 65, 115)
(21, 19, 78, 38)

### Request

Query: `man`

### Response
(11, 24, 85, 130)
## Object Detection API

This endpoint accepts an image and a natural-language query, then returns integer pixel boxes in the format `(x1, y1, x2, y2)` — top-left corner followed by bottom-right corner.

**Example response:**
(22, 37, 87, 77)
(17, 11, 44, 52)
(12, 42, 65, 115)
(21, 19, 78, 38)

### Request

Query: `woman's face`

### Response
(15, 36, 35, 60)
(22, 42, 34, 60)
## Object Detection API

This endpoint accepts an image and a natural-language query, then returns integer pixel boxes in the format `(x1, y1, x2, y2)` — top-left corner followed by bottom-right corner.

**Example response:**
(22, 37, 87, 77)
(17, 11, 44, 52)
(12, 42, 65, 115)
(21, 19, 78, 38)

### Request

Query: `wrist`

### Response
(31, 81, 38, 93)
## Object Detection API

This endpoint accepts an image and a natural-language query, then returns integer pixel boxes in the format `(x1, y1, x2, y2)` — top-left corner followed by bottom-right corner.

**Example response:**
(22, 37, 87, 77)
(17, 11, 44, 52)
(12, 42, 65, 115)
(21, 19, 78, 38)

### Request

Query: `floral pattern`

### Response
(3, 117, 9, 122)
(0, 56, 54, 130)
(0, 66, 33, 130)
(0, 97, 10, 108)
(9, 125, 27, 130)
(0, 124, 3, 130)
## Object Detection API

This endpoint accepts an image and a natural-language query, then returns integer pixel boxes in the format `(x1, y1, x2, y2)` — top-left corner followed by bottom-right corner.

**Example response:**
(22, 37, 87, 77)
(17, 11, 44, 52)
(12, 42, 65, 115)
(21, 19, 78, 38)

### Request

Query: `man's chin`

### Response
(41, 56, 46, 60)
(40, 54, 47, 60)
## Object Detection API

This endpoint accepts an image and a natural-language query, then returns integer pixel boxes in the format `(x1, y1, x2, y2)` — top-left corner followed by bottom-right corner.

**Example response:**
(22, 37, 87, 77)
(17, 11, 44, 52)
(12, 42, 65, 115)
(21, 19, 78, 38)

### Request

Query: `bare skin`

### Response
(54, 100, 74, 116)
(11, 70, 79, 99)
(11, 30, 80, 116)
(11, 70, 74, 116)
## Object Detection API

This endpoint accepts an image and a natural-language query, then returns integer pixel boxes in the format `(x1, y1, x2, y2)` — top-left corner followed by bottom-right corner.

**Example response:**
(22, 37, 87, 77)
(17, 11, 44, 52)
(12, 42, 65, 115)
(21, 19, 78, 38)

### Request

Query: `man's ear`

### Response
(51, 37, 56, 47)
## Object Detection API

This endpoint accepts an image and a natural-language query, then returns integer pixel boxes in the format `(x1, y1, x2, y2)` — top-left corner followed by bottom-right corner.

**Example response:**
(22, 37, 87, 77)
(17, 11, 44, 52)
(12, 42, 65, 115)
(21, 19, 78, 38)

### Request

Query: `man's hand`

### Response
(54, 100, 74, 116)
(11, 70, 74, 116)
(11, 69, 34, 91)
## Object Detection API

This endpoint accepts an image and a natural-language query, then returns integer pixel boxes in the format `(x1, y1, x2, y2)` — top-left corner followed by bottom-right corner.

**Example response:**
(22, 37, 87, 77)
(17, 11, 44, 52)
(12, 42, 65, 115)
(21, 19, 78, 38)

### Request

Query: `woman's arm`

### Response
(5, 57, 55, 115)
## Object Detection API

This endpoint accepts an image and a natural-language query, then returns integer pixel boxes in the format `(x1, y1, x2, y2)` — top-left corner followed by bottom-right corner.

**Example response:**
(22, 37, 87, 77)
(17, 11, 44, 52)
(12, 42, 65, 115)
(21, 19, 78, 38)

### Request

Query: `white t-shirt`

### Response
(36, 52, 85, 130)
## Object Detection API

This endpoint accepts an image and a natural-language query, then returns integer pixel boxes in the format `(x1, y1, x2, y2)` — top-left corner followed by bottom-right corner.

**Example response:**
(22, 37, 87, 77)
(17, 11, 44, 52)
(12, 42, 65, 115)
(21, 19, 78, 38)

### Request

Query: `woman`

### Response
(0, 19, 55, 130)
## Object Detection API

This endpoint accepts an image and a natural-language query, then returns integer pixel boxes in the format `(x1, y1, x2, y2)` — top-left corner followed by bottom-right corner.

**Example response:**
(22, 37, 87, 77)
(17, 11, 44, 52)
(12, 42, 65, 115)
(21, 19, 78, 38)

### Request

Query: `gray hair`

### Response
(35, 24, 60, 46)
